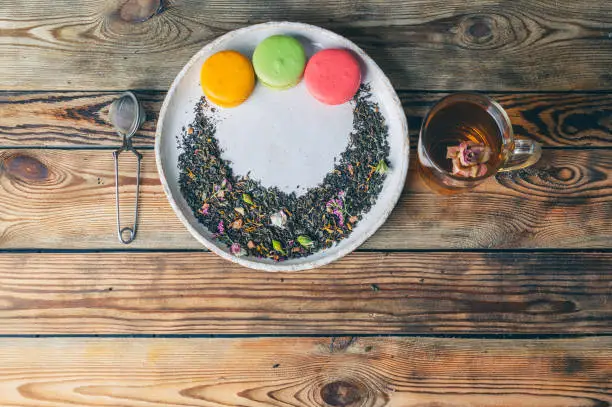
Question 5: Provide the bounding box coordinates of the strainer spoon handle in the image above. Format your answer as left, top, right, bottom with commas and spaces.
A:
113, 136, 142, 244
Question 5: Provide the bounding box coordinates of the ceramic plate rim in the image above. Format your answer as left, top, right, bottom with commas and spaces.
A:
155, 21, 409, 272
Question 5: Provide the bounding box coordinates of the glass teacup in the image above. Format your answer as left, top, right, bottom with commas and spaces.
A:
418, 93, 542, 193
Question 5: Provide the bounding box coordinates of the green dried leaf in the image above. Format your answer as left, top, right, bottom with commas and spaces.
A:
272, 240, 286, 255
297, 235, 314, 248
375, 160, 389, 175
242, 193, 254, 205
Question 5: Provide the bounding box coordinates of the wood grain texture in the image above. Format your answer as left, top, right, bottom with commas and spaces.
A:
0, 91, 162, 147
1, 91, 610, 147
0, 337, 609, 406
0, 251, 609, 334
0, 149, 610, 250
1, 0, 611, 91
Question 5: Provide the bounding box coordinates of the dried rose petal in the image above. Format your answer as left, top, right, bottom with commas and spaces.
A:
458, 142, 492, 167
452, 158, 472, 177
230, 243, 246, 257
449, 141, 493, 178
199, 203, 210, 215
446, 146, 460, 158
270, 211, 287, 228
477, 163, 488, 177
247, 240, 256, 249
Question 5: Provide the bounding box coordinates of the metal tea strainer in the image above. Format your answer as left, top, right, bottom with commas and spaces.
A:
109, 91, 145, 244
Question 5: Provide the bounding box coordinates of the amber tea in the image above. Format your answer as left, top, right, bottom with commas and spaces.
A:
418, 93, 541, 193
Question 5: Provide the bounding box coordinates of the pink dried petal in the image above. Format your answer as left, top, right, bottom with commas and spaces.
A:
199, 203, 210, 215
469, 165, 479, 178
479, 147, 492, 164
446, 146, 460, 158
477, 164, 488, 177
459, 145, 476, 166
452, 158, 472, 177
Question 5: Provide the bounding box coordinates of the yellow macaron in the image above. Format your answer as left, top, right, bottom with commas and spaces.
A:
200, 50, 255, 108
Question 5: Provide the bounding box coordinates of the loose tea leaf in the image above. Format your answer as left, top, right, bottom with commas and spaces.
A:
242, 193, 254, 205
272, 240, 286, 255
177, 85, 390, 261
297, 235, 314, 248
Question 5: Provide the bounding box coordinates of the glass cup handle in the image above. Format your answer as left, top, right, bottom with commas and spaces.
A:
499, 138, 542, 172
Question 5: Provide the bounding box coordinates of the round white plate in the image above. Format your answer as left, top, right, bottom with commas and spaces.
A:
155, 22, 408, 271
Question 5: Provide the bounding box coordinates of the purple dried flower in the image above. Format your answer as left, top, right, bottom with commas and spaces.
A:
217, 221, 225, 234
332, 208, 345, 226
199, 203, 210, 215
230, 243, 245, 257
214, 185, 220, 192
338, 190, 346, 200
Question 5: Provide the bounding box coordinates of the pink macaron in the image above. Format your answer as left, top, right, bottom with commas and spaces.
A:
304, 49, 361, 105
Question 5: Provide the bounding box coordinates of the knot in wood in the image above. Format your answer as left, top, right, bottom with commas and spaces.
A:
118, 0, 164, 23
3, 154, 49, 183
321, 381, 363, 407
455, 13, 520, 50
468, 20, 492, 39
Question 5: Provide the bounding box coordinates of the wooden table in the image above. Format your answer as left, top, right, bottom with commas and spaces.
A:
1, 1, 611, 405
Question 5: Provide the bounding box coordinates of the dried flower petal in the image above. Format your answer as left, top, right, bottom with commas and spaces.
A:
458, 142, 492, 167
234, 207, 245, 216
349, 215, 358, 223
332, 208, 345, 226
230, 243, 246, 257
477, 163, 488, 177
446, 146, 460, 158
247, 240, 256, 249
217, 221, 225, 234
449, 142, 493, 178
231, 219, 243, 230
199, 203, 210, 215
270, 210, 287, 228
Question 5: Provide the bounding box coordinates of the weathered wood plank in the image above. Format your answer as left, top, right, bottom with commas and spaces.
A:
0, 251, 609, 334
0, 337, 609, 406
1, 91, 610, 147
0, 149, 610, 250
1, 0, 611, 91
0, 91, 162, 147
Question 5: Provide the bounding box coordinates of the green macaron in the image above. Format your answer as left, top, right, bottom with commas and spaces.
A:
252, 35, 306, 90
